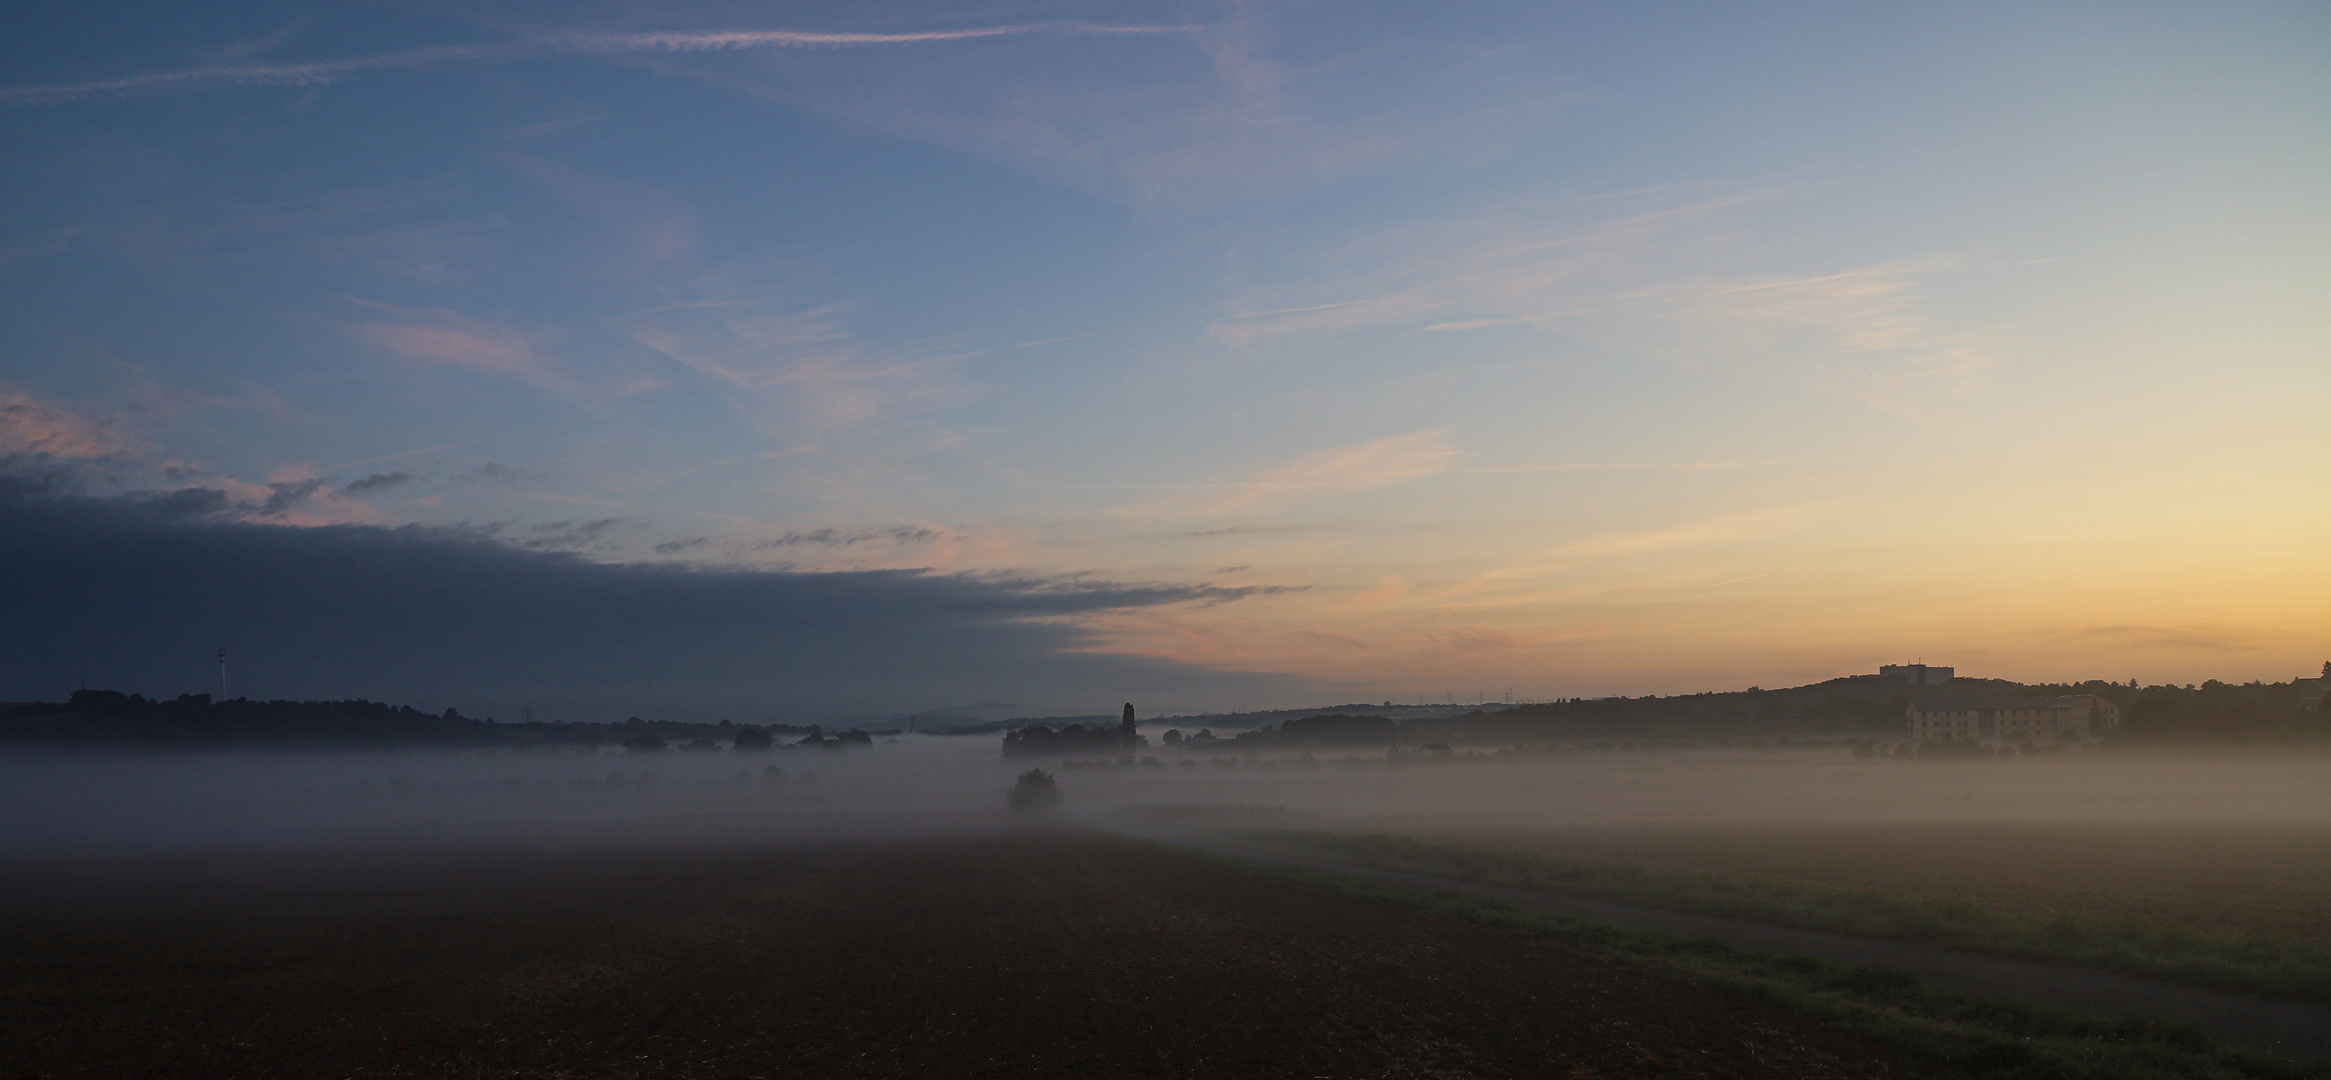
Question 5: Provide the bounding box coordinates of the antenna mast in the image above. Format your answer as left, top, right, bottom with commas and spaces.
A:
216, 635, 226, 699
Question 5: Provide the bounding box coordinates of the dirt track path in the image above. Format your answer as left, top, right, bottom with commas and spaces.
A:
1142, 832, 2331, 1060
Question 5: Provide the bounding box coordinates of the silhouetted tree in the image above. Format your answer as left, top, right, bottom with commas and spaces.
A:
1008, 768, 1062, 811
2120, 679, 2325, 743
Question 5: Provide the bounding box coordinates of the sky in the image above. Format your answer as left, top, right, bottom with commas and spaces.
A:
1, 1, 2325, 719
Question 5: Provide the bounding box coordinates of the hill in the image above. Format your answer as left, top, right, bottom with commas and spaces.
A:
1165, 673, 2330, 747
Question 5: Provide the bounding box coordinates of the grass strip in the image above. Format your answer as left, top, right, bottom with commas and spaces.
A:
1184, 846, 2327, 1080
1224, 828, 2331, 1006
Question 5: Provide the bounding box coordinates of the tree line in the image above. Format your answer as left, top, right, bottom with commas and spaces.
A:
0, 690, 861, 750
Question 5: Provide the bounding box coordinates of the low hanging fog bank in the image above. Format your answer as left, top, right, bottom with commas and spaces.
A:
1059, 738, 2331, 835
0, 737, 1028, 857
4, 732, 2327, 859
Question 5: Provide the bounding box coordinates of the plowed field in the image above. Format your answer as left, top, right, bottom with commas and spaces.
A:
1, 829, 1936, 1079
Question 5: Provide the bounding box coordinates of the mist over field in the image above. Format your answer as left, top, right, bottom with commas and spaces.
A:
3, 1, 2324, 1074
10, 709, 2331, 1072
9, 732, 2324, 855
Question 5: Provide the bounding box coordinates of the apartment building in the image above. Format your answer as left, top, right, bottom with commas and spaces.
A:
1906, 694, 2119, 744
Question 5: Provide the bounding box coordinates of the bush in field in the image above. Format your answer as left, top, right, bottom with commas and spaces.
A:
1008, 768, 1062, 811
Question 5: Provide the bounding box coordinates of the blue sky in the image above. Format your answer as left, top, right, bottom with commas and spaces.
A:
2, 1, 2325, 714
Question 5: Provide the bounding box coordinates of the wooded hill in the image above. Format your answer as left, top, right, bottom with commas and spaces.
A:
1204, 673, 2331, 746
10, 670, 2322, 751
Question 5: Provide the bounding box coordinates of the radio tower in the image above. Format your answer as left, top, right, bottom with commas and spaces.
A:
216, 636, 227, 700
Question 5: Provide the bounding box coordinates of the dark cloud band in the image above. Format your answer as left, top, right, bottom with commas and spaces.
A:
0, 466, 1305, 720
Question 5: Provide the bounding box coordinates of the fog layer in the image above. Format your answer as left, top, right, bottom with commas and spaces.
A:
6, 735, 2326, 861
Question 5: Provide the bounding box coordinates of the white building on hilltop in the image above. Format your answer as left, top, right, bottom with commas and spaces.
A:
1880, 663, 1954, 687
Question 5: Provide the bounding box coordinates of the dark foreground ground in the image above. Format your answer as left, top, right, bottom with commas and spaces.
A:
1, 829, 1937, 1079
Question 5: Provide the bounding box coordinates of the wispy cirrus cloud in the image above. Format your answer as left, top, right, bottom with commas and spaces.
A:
352, 320, 535, 373
1533, 505, 1829, 565
1211, 189, 2003, 414
105, 178, 522, 289
197, 21, 308, 63
619, 255, 977, 438
2059, 624, 2259, 652
495, 154, 697, 273
1467, 457, 1850, 475
1210, 190, 1775, 346
1119, 430, 1455, 521
733, 12, 1572, 209
0, 23, 1200, 107
1185, 524, 1315, 538
1417, 504, 1832, 608
0, 389, 146, 460
1214, 430, 1456, 515
1692, 265, 1935, 353
346, 303, 575, 395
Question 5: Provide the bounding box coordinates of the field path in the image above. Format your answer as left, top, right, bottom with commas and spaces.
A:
1137, 830, 2331, 1060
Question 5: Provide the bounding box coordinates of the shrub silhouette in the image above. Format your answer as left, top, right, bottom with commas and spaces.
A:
1008, 768, 1062, 811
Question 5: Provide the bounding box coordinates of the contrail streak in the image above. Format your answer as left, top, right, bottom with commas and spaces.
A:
0, 23, 1197, 107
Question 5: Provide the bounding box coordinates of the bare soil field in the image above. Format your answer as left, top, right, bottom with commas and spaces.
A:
1330, 819, 2331, 942
0, 829, 1937, 1080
